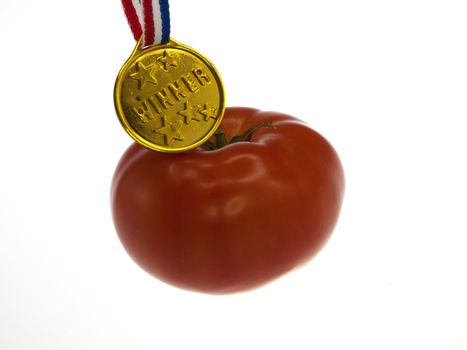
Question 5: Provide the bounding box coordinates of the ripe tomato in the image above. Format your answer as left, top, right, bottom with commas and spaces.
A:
111, 107, 344, 294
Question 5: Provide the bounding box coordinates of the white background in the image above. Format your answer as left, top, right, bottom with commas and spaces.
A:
1, 0, 466, 349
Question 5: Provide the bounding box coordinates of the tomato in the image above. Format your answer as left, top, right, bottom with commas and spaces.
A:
111, 107, 344, 294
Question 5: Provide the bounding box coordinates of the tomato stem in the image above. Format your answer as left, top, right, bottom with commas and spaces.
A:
201, 121, 274, 150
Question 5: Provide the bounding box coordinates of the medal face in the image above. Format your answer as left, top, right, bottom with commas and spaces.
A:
115, 39, 225, 152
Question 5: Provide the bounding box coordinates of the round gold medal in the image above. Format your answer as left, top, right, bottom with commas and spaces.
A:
114, 39, 225, 153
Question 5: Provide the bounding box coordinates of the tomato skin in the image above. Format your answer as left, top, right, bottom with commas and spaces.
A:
111, 107, 344, 294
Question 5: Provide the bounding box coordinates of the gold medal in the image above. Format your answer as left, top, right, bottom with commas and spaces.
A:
114, 39, 225, 153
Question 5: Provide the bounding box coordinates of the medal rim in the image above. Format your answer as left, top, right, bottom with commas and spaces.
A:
114, 38, 226, 153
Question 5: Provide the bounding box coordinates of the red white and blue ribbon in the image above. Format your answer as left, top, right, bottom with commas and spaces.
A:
122, 0, 170, 47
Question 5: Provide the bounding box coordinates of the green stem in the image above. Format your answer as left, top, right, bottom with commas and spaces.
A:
201, 121, 274, 151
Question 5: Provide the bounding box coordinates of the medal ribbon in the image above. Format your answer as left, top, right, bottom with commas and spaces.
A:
122, 0, 170, 47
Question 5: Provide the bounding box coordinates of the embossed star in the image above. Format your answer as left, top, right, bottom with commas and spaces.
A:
130, 62, 158, 89
157, 50, 180, 71
153, 116, 184, 145
177, 102, 201, 124
199, 104, 218, 121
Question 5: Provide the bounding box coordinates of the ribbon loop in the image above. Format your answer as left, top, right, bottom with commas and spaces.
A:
122, 0, 170, 47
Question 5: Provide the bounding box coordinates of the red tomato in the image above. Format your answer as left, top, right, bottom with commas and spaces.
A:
111, 107, 344, 294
